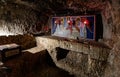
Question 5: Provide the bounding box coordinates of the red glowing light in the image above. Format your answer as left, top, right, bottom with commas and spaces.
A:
84, 19, 89, 25
55, 21, 57, 24
67, 20, 70, 23
84, 21, 87, 24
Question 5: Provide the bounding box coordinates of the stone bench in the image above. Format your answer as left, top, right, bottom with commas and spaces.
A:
36, 36, 111, 77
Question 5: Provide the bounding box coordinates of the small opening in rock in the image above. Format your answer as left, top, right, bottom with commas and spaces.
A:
56, 47, 69, 61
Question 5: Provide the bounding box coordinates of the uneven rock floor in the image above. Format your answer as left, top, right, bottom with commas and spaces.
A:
3, 50, 74, 77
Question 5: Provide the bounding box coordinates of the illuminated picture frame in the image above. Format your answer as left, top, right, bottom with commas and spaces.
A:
51, 15, 96, 40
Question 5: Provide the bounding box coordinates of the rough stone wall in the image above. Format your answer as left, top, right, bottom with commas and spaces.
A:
101, 0, 120, 77
36, 36, 110, 77
0, 1, 50, 36
0, 34, 36, 50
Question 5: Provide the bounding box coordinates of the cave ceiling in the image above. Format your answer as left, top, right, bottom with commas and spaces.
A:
0, 0, 109, 16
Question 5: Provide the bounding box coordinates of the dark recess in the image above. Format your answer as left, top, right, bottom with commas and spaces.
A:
95, 14, 103, 41
56, 47, 69, 61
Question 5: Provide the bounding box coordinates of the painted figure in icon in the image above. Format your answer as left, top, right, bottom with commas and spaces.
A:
66, 16, 73, 34
75, 17, 87, 39
53, 17, 65, 36
52, 16, 94, 39
81, 17, 94, 39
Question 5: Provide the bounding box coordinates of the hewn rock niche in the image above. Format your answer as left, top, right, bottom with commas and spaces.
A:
36, 36, 110, 77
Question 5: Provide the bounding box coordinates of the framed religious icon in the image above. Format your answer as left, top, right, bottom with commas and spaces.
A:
51, 15, 96, 40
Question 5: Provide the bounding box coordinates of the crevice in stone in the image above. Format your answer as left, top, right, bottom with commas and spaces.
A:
56, 47, 69, 61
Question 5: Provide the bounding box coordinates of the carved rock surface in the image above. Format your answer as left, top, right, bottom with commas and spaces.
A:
36, 36, 110, 77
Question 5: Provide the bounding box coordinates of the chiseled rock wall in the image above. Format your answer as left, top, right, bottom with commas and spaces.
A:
0, 3, 37, 35
0, 1, 49, 36
101, 0, 120, 77
36, 36, 110, 77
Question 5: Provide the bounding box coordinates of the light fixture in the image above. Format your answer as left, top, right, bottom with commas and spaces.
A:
67, 20, 70, 24
83, 18, 89, 25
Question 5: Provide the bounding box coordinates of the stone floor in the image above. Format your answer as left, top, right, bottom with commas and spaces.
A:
25, 65, 74, 77
3, 50, 74, 77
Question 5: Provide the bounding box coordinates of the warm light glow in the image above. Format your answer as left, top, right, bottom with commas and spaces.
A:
0, 30, 14, 36
55, 20, 57, 24
83, 19, 89, 25
84, 21, 87, 24
67, 20, 70, 23
0, 23, 24, 36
